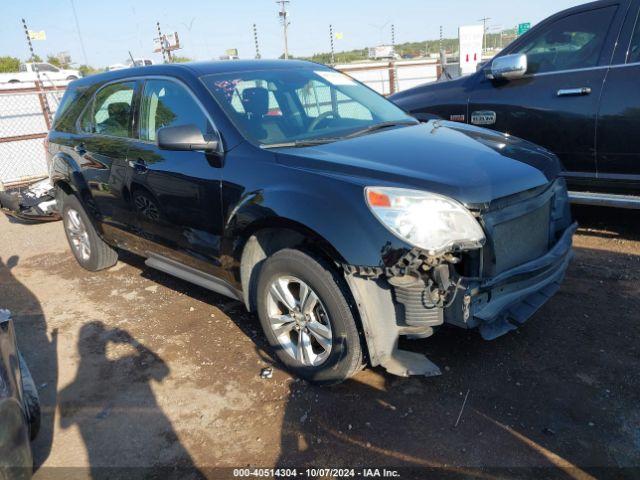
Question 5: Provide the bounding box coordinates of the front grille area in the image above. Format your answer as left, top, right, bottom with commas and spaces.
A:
480, 180, 568, 277
492, 201, 551, 273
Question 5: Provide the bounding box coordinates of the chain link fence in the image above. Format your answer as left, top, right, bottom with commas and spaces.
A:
0, 84, 65, 187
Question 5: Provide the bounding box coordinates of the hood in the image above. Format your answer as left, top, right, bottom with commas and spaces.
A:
274, 121, 561, 206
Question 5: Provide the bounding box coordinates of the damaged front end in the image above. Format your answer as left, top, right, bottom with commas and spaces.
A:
344, 178, 576, 378
0, 178, 60, 224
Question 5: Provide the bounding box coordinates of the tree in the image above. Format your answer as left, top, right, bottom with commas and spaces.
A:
47, 55, 61, 68
78, 65, 102, 77
29, 54, 42, 63
47, 53, 72, 69
170, 55, 193, 63
0, 56, 20, 73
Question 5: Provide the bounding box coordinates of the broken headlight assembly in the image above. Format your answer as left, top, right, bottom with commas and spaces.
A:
365, 187, 485, 256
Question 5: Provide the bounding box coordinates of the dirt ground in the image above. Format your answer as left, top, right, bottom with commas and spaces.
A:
1, 205, 639, 480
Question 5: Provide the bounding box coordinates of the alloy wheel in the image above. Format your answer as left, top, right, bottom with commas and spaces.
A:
66, 209, 91, 261
266, 275, 333, 366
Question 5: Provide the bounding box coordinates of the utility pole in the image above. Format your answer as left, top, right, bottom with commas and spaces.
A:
329, 24, 335, 65
22, 18, 52, 129
156, 22, 168, 63
391, 24, 396, 51
253, 23, 261, 59
276, 0, 290, 59
478, 17, 491, 53
439, 25, 443, 54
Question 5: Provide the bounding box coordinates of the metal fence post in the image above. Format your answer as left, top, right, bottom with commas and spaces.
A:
389, 61, 397, 95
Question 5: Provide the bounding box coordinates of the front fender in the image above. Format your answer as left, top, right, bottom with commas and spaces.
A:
225, 180, 409, 268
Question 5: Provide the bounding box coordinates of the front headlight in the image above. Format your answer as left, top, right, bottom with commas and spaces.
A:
365, 187, 485, 256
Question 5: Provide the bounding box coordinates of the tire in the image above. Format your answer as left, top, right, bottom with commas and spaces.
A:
256, 248, 364, 384
66, 76, 78, 81
59, 190, 118, 271
18, 352, 40, 441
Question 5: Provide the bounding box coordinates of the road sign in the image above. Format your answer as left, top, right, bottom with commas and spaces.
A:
153, 32, 181, 53
27, 30, 46, 41
518, 23, 531, 36
459, 25, 484, 75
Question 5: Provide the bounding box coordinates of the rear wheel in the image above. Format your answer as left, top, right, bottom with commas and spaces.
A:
257, 249, 364, 384
59, 191, 118, 271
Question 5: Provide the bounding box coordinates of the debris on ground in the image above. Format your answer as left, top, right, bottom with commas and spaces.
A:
454, 389, 471, 428
0, 178, 60, 223
260, 367, 273, 379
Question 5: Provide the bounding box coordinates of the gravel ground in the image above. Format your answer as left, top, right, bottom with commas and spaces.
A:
1, 206, 639, 479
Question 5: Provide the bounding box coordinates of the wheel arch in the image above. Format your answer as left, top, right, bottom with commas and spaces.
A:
238, 218, 346, 313
239, 220, 373, 365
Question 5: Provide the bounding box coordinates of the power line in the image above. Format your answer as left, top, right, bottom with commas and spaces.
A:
69, 0, 89, 65
276, 0, 290, 59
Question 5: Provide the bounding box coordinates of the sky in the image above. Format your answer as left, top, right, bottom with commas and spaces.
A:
1, 0, 586, 67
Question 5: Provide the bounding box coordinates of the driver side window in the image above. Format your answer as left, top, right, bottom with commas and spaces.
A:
139, 79, 215, 142
513, 6, 617, 74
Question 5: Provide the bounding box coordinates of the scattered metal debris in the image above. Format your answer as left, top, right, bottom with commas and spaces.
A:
454, 389, 471, 428
0, 178, 60, 223
260, 367, 273, 379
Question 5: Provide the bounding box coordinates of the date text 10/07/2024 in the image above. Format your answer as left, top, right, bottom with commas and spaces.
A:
232, 468, 401, 478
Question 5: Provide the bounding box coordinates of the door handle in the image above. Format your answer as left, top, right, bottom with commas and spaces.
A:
557, 87, 591, 97
128, 158, 148, 174
74, 143, 87, 155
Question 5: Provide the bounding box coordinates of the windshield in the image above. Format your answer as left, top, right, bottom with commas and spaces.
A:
202, 68, 415, 146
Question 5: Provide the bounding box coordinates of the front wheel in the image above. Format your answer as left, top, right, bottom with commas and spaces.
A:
59, 191, 118, 271
256, 249, 364, 384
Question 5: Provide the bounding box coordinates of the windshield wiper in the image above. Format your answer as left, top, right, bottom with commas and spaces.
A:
262, 120, 419, 149
344, 120, 419, 139
262, 137, 341, 149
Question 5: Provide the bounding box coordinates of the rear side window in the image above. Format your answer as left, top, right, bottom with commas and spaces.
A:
513, 6, 617, 74
139, 79, 214, 142
629, 10, 640, 63
90, 82, 136, 138
52, 86, 89, 133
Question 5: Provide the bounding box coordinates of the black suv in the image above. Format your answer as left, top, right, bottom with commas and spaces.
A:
391, 0, 640, 208
47, 60, 575, 383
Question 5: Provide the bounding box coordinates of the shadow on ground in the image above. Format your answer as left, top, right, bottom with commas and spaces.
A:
57, 321, 205, 480
0, 256, 57, 470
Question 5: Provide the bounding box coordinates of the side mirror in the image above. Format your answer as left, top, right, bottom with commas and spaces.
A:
489, 53, 528, 81
157, 124, 220, 153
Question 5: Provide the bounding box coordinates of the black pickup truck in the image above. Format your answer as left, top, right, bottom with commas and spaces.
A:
391, 0, 640, 208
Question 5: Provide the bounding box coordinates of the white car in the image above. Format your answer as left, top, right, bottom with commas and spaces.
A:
0, 62, 81, 84
107, 58, 154, 71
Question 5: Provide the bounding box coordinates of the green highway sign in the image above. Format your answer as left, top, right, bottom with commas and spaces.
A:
518, 22, 531, 36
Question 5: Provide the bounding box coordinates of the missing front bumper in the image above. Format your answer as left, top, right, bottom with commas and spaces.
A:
446, 222, 577, 340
